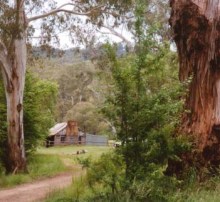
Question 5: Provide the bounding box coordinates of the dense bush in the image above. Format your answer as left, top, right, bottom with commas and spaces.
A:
24, 72, 57, 154
87, 152, 125, 194
65, 40, 191, 200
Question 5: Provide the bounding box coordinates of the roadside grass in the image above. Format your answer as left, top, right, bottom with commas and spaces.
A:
171, 188, 220, 202
45, 176, 220, 202
0, 154, 66, 188
171, 179, 220, 202
0, 145, 110, 189
28, 154, 67, 178
45, 175, 94, 202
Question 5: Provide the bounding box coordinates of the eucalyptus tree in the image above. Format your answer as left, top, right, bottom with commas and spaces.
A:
0, 0, 133, 173
170, 0, 220, 167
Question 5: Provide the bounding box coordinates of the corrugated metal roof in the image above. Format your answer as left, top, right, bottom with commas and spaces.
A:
49, 122, 67, 136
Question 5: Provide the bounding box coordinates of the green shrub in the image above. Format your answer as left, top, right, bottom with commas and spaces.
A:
77, 156, 92, 169
87, 152, 125, 194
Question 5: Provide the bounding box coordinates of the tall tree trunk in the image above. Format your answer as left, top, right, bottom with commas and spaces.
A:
170, 0, 220, 166
5, 39, 27, 173
1, 1, 27, 173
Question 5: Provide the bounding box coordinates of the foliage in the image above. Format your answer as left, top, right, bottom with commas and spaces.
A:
77, 156, 92, 169
46, 164, 220, 202
45, 152, 126, 202
48, 39, 190, 199
24, 71, 58, 154
90, 0, 191, 200
99, 42, 188, 179
87, 152, 125, 194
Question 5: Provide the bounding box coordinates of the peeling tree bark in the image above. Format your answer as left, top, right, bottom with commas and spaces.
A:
5, 36, 27, 173
170, 0, 220, 166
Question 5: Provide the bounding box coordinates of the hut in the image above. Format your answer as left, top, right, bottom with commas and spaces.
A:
46, 120, 86, 147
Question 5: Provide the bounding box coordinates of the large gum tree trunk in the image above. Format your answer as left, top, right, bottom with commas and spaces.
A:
5, 39, 27, 173
1, 1, 27, 173
170, 0, 220, 166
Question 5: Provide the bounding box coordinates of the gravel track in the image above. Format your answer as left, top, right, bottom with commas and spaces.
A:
0, 170, 83, 202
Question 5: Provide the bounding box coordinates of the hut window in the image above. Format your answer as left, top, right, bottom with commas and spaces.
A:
61, 135, 66, 143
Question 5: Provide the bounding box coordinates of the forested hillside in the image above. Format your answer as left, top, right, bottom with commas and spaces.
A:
29, 47, 113, 135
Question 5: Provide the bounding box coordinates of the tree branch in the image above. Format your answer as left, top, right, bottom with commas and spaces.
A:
101, 25, 132, 46
28, 4, 104, 23
103, 10, 134, 19
20, 0, 25, 8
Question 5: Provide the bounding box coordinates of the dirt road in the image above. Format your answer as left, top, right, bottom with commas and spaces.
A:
0, 170, 83, 202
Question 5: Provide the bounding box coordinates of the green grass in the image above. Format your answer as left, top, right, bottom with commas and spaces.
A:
38, 145, 111, 158
28, 154, 67, 178
171, 182, 220, 202
44, 147, 220, 202
0, 146, 110, 189
38, 145, 112, 166
45, 178, 220, 202
177, 190, 220, 202
0, 154, 66, 188
45, 176, 92, 202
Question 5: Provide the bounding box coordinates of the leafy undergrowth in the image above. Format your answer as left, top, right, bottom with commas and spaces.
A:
45, 151, 220, 202
45, 174, 220, 202
45, 181, 220, 202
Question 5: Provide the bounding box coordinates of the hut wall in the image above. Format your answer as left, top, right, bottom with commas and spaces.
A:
65, 135, 79, 145
54, 135, 62, 145
85, 134, 108, 146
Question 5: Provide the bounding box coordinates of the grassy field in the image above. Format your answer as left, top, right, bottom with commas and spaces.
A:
0, 145, 111, 188
38, 145, 112, 167
38, 145, 112, 159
